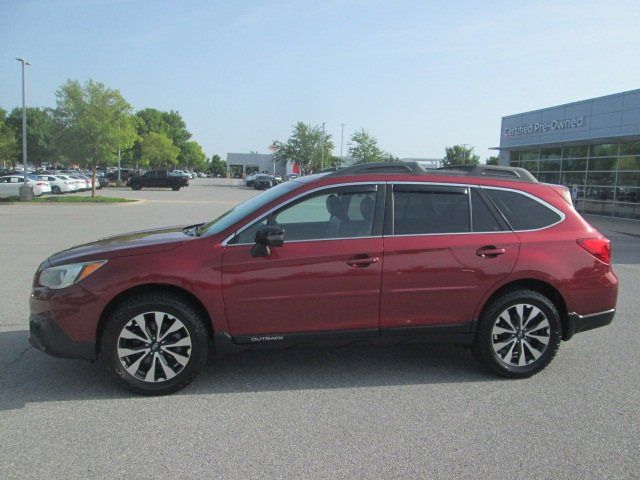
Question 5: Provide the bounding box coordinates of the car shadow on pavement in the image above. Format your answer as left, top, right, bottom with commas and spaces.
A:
0, 329, 495, 410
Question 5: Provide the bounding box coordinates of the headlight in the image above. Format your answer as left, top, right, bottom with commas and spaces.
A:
38, 260, 107, 290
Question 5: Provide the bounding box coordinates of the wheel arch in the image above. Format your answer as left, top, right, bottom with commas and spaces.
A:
478, 278, 570, 340
96, 283, 214, 354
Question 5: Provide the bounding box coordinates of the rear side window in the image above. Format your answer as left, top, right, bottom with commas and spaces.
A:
485, 189, 561, 230
471, 189, 503, 232
393, 186, 470, 234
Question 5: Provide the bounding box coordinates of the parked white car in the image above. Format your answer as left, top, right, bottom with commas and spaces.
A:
68, 175, 90, 191
169, 170, 190, 178
0, 175, 50, 197
37, 175, 74, 194
55, 175, 82, 192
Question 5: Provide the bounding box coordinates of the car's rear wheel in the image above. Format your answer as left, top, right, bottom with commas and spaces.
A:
51, 185, 61, 194
171, 185, 180, 191
473, 289, 561, 378
100, 293, 209, 395
131, 183, 142, 190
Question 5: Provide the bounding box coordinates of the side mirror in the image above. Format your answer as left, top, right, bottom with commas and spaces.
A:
251, 226, 285, 257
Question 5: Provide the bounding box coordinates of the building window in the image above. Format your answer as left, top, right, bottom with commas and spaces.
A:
507, 140, 640, 219
563, 146, 588, 158
589, 144, 619, 157
540, 148, 562, 160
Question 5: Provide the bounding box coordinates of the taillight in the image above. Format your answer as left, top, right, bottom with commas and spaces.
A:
577, 237, 611, 264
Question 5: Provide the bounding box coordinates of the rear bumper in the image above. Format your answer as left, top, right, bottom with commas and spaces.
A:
29, 313, 95, 361
564, 309, 615, 341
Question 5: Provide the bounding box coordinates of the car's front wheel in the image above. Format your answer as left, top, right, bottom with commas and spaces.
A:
473, 289, 561, 378
100, 293, 209, 395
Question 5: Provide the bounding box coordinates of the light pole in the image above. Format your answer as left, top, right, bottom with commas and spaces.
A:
320, 122, 326, 171
340, 123, 346, 164
117, 148, 123, 186
16, 58, 31, 201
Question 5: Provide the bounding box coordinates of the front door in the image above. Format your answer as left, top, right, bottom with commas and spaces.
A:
381, 184, 520, 329
222, 183, 384, 337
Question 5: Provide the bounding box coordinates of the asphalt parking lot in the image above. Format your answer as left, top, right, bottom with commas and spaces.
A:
1, 179, 639, 479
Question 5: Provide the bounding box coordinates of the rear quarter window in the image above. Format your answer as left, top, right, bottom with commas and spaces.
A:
485, 189, 562, 230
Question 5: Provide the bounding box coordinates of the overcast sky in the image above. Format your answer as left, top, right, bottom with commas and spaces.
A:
1, 0, 639, 161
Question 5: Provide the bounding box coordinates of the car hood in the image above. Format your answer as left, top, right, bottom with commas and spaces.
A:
46, 225, 193, 266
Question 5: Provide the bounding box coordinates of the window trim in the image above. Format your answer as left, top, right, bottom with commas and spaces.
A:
386, 181, 565, 237
388, 183, 472, 236
481, 186, 566, 232
221, 182, 386, 247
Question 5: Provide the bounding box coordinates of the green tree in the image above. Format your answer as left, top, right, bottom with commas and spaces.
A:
180, 140, 207, 171
443, 145, 480, 167
131, 108, 192, 168
486, 156, 499, 165
274, 122, 334, 173
210, 154, 227, 176
55, 79, 137, 195
139, 132, 180, 169
0, 108, 18, 169
7, 107, 59, 170
349, 129, 387, 163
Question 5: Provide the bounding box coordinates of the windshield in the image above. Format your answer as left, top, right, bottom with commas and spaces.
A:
200, 180, 301, 237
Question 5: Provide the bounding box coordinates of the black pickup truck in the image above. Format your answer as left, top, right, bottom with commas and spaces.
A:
128, 170, 189, 191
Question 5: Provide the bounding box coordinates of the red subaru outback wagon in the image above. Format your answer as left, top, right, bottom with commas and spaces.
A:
29, 163, 618, 395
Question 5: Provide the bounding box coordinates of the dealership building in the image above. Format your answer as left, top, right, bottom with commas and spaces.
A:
496, 89, 640, 219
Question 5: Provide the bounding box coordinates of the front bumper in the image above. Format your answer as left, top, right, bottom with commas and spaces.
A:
564, 309, 615, 341
29, 313, 96, 360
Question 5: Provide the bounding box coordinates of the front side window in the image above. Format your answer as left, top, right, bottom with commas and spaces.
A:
485, 189, 561, 230
231, 185, 378, 244
393, 185, 470, 235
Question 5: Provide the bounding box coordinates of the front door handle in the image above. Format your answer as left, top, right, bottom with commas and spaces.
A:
476, 246, 506, 258
346, 254, 380, 267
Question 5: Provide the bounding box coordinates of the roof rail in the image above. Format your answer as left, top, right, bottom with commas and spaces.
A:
435, 165, 538, 183
322, 161, 538, 183
326, 162, 424, 176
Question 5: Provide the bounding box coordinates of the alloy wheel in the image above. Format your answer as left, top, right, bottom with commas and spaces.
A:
491, 303, 550, 367
116, 311, 192, 383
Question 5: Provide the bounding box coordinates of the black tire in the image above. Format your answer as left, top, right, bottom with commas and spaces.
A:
52, 185, 61, 194
100, 292, 209, 395
473, 289, 561, 378
131, 183, 142, 191
171, 185, 180, 191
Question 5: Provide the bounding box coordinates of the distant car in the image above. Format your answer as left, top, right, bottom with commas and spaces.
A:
68, 175, 90, 191
287, 174, 299, 180
36, 175, 74, 194
245, 173, 259, 187
128, 170, 189, 190
273, 175, 283, 184
55, 175, 82, 192
0, 175, 50, 196
253, 174, 274, 190
169, 170, 190, 178
197, 172, 206, 178
96, 173, 109, 188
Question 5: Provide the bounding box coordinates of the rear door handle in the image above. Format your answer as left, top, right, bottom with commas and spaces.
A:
346, 254, 380, 267
476, 246, 506, 258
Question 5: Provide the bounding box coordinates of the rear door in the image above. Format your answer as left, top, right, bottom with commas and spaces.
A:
380, 183, 520, 330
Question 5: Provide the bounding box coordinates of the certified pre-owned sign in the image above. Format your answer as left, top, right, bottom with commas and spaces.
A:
504, 116, 585, 137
